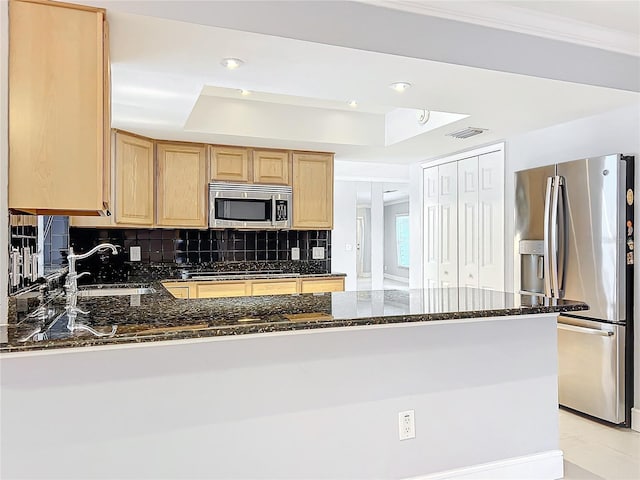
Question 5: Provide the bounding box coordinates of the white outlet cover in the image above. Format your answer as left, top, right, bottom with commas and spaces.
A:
398, 410, 416, 440
291, 247, 300, 261
312, 246, 325, 259
130, 246, 141, 262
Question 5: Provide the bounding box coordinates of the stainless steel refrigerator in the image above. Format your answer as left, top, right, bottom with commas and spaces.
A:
515, 154, 634, 426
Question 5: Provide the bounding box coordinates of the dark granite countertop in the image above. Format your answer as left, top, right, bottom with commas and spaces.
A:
166, 272, 347, 282
2, 283, 588, 354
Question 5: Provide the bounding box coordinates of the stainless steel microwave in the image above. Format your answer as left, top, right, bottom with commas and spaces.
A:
209, 182, 292, 229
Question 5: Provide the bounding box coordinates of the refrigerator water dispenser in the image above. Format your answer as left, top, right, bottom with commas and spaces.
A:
519, 240, 545, 294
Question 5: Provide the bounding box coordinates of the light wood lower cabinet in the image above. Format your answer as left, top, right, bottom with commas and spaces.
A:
9, 0, 110, 215
251, 280, 298, 296
157, 143, 208, 227
162, 276, 344, 299
300, 277, 344, 294
292, 152, 334, 229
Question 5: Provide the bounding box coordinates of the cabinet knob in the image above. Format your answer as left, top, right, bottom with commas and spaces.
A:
444, 271, 448, 275
469, 274, 473, 279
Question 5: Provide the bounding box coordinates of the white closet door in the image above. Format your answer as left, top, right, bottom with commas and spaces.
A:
457, 156, 479, 289
423, 166, 439, 289
478, 150, 505, 291
438, 162, 458, 289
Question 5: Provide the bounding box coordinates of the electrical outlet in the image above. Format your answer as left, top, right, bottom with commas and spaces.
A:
398, 410, 415, 440
291, 247, 300, 261
130, 246, 141, 262
312, 246, 325, 259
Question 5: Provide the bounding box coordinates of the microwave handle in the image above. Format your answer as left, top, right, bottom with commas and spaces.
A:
271, 195, 276, 227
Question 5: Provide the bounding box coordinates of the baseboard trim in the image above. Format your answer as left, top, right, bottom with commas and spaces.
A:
405, 450, 564, 480
383, 273, 410, 283
632, 408, 640, 432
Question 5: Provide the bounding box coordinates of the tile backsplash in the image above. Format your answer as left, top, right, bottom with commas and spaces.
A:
69, 228, 331, 283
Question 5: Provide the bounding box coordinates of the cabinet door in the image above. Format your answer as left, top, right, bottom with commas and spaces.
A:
423, 166, 439, 289
478, 151, 505, 291
9, 0, 107, 214
251, 280, 298, 296
115, 133, 154, 225
458, 157, 479, 289
253, 150, 290, 185
210, 146, 250, 183
196, 282, 248, 299
300, 278, 345, 294
157, 143, 207, 227
292, 152, 334, 229
438, 162, 458, 289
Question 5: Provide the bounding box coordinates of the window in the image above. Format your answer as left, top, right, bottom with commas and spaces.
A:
396, 214, 410, 268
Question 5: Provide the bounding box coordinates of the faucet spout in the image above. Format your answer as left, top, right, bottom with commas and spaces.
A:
70, 243, 119, 262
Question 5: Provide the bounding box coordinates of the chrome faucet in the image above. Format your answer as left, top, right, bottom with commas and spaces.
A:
65, 243, 119, 295
62, 243, 120, 339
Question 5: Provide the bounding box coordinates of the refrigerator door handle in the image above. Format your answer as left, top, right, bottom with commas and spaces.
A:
558, 323, 614, 337
543, 176, 553, 297
550, 175, 561, 298
558, 178, 568, 297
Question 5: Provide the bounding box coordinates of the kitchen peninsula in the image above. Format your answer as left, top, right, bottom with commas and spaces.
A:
1, 285, 586, 479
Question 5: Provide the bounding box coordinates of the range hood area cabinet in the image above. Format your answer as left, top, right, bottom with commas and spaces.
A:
72, 132, 335, 231
9, 0, 111, 216
210, 147, 291, 186
292, 152, 334, 230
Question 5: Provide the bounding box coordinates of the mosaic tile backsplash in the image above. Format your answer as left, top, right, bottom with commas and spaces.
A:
69, 228, 331, 284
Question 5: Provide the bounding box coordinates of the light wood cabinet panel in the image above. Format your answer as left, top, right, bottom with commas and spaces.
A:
253, 150, 290, 185
300, 277, 345, 294
9, 214, 37, 227
163, 284, 190, 299
210, 146, 250, 183
9, 0, 109, 215
292, 152, 334, 230
115, 132, 154, 225
251, 280, 298, 296
157, 143, 207, 227
197, 282, 248, 299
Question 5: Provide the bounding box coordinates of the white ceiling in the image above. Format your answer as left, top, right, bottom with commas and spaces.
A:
103, 4, 639, 165
369, 0, 640, 55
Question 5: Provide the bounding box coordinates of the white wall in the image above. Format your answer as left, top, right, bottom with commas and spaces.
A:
370, 183, 384, 290
332, 181, 357, 291
504, 103, 640, 430
1, 0, 8, 338
1, 316, 561, 479
409, 163, 423, 289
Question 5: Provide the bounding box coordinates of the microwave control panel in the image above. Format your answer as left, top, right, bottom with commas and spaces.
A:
275, 200, 288, 221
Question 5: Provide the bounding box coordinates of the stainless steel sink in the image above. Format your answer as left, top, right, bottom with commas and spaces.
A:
77, 286, 156, 297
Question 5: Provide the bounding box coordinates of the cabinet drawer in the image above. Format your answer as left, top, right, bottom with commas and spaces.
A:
165, 286, 190, 299
251, 280, 298, 296
300, 278, 344, 294
197, 282, 248, 298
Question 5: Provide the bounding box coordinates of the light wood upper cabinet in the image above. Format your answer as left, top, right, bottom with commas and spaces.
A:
292, 152, 334, 230
115, 132, 154, 225
157, 143, 207, 227
9, 0, 110, 215
210, 146, 250, 183
253, 150, 290, 185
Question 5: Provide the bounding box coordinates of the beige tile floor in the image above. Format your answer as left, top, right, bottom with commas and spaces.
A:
561, 409, 640, 479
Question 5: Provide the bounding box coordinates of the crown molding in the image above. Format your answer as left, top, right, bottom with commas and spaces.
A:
362, 1, 639, 57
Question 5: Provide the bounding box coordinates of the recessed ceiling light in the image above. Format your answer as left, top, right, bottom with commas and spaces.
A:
389, 82, 411, 92
239, 89, 251, 96
347, 100, 358, 108
221, 57, 244, 70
